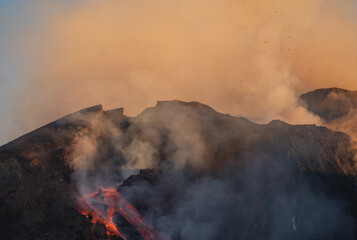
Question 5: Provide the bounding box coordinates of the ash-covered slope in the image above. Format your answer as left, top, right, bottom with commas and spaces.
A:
0, 100, 356, 239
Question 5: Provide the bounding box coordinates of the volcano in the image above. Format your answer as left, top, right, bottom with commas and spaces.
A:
0, 89, 357, 240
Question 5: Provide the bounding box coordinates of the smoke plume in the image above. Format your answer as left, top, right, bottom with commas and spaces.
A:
5, 0, 357, 141
67, 101, 356, 239
2, 1, 357, 238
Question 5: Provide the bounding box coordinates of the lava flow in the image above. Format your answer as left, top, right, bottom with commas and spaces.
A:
75, 188, 166, 240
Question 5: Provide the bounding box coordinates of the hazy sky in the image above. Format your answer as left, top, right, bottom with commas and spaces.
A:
0, 1, 82, 144
0, 1, 22, 145
1, 0, 357, 145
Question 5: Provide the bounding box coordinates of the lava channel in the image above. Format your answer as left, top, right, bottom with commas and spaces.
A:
75, 188, 166, 240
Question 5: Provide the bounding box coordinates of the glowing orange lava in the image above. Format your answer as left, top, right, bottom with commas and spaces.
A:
75, 188, 166, 240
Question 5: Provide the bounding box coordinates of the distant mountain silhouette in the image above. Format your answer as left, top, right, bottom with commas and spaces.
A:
300, 88, 357, 122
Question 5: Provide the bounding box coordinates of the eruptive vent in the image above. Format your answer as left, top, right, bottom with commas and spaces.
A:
75, 188, 166, 240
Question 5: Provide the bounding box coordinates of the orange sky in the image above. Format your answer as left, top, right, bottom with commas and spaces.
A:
3, 0, 357, 142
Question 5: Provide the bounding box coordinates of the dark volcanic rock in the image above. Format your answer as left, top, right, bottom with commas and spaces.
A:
0, 100, 357, 239
114, 213, 143, 240
300, 88, 357, 122
120, 169, 160, 188
131, 100, 354, 174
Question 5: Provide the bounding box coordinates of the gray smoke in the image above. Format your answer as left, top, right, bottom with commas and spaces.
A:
68, 101, 356, 239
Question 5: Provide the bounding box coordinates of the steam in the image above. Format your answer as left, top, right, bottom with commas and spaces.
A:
329, 112, 357, 169
323, 97, 357, 167
65, 100, 356, 239
299, 89, 357, 170
69, 102, 211, 178
5, 0, 357, 141
2, 1, 357, 238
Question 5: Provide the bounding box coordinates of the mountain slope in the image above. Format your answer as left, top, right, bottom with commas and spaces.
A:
0, 100, 356, 239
